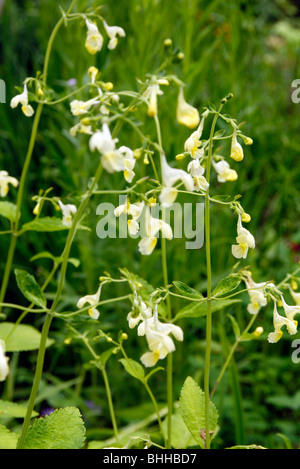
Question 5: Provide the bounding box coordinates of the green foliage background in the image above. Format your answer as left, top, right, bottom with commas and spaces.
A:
0, 0, 300, 449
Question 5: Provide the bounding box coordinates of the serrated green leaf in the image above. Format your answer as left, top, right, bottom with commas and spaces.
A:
0, 323, 54, 352
174, 298, 241, 321
23, 407, 86, 449
0, 425, 19, 449
172, 281, 204, 299
119, 358, 145, 381
213, 274, 241, 297
0, 201, 18, 222
162, 411, 198, 449
179, 376, 218, 447
14, 269, 47, 308
0, 400, 38, 419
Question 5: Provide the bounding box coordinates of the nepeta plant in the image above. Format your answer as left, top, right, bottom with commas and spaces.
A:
0, 0, 299, 450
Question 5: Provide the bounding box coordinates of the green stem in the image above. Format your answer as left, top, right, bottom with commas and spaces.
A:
102, 366, 119, 443
17, 161, 103, 449
0, 0, 77, 312
210, 313, 258, 399
153, 114, 173, 449
204, 102, 224, 449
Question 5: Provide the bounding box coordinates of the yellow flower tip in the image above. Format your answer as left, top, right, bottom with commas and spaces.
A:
268, 329, 283, 343
291, 280, 298, 291
177, 88, 200, 129
230, 132, 244, 162
81, 117, 91, 126
21, 104, 34, 117
143, 155, 149, 164
103, 82, 114, 91
241, 213, 251, 223
148, 197, 156, 206
176, 52, 184, 61
294, 320, 298, 328
243, 136, 253, 145
88, 66, 99, 79
64, 338, 72, 345
164, 38, 173, 48
133, 149, 143, 159
254, 326, 264, 337
121, 333, 128, 340
277, 300, 283, 307
175, 153, 186, 161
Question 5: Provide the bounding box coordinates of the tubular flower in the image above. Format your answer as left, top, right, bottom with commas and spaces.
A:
144, 83, 164, 117
176, 87, 200, 129
89, 124, 126, 173
243, 272, 268, 314
268, 300, 298, 343
230, 129, 244, 162
10, 83, 34, 117
187, 159, 209, 192
138, 207, 173, 255
288, 285, 300, 306
184, 114, 206, 158
114, 198, 144, 236
159, 154, 194, 207
70, 122, 93, 137
119, 146, 136, 183
127, 295, 152, 329
280, 295, 300, 322
58, 200, 77, 227
77, 285, 102, 320
213, 159, 238, 183
102, 20, 125, 50
137, 306, 184, 367
0, 171, 19, 197
0, 340, 9, 382
232, 215, 255, 259
70, 97, 99, 116
85, 19, 103, 54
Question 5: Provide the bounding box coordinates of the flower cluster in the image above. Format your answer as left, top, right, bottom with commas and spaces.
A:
89, 123, 137, 183
241, 271, 300, 344
85, 18, 125, 55
128, 300, 183, 367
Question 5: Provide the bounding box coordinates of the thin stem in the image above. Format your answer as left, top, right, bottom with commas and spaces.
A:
0, 0, 77, 313
154, 113, 173, 449
210, 313, 258, 398
102, 367, 119, 443
17, 161, 103, 449
204, 101, 224, 449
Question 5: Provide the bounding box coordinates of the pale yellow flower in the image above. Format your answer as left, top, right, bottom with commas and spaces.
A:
138, 207, 173, 255
268, 301, 298, 343
159, 154, 194, 207
137, 306, 183, 367
10, 83, 34, 117
85, 19, 103, 54
0, 340, 9, 382
230, 129, 244, 162
176, 87, 200, 129
58, 200, 77, 227
213, 159, 238, 183
70, 97, 99, 116
0, 171, 19, 197
102, 20, 125, 50
77, 285, 102, 320
232, 215, 255, 259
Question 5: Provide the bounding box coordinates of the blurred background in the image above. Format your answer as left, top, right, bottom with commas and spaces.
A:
0, 0, 300, 449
